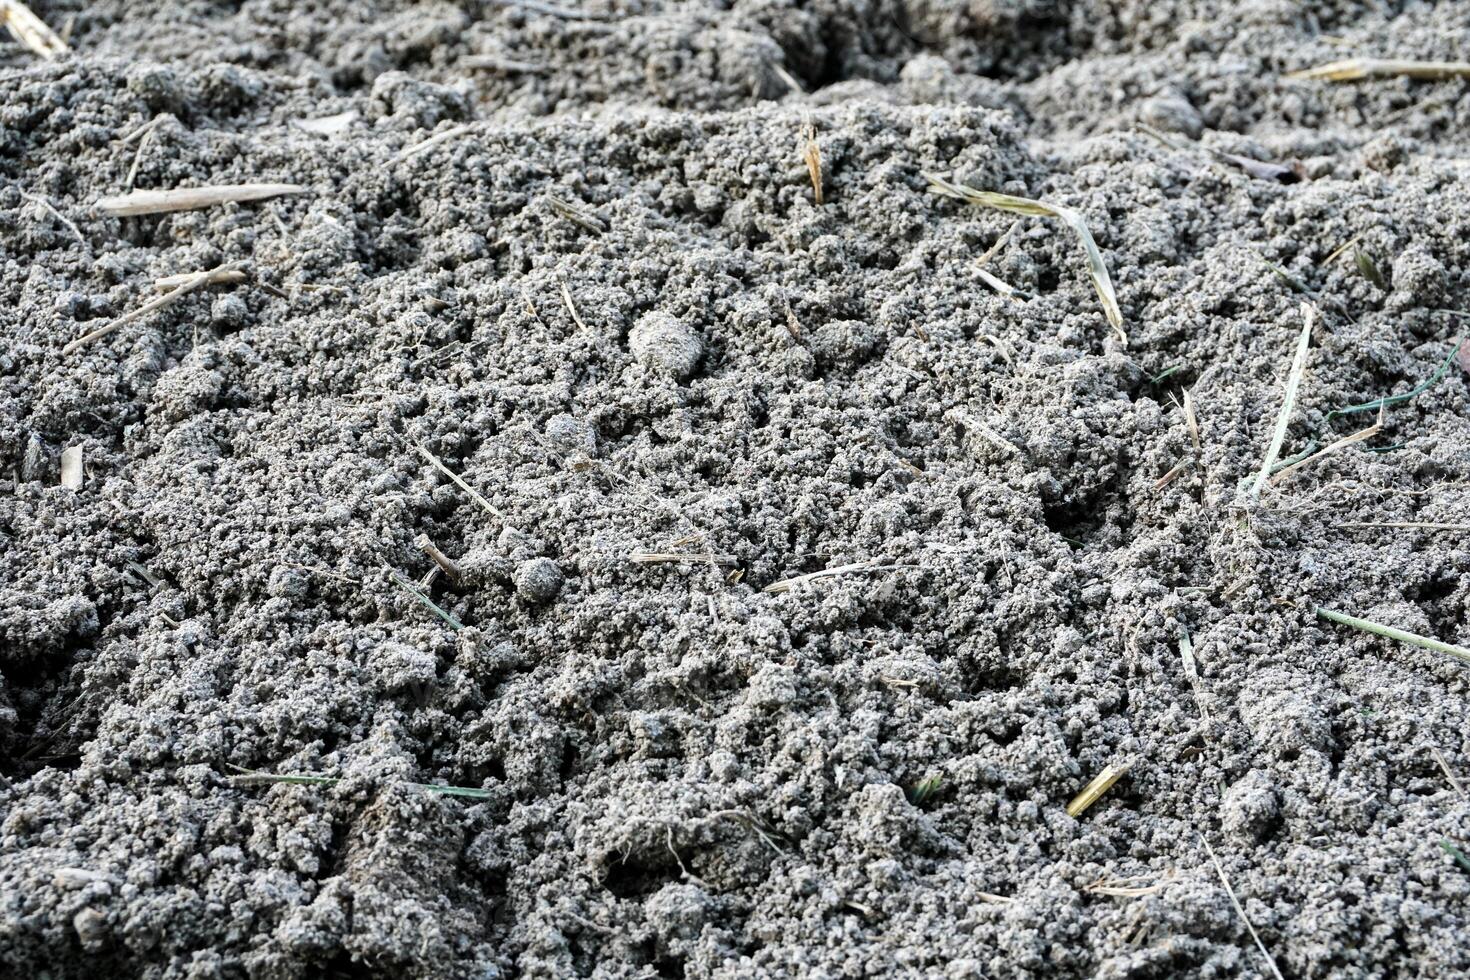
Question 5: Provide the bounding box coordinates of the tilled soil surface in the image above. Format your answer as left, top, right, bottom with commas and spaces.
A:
3, 1, 1470, 977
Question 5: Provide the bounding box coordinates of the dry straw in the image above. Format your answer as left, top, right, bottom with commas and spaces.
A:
94, 184, 308, 216
1, 0, 68, 59
1287, 59, 1470, 82
925, 172, 1126, 345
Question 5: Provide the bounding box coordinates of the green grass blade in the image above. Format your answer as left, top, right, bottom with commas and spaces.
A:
1316, 607, 1470, 665
387, 568, 465, 630
1324, 338, 1465, 424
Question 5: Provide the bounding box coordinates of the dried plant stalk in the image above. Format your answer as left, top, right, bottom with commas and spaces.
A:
1287, 59, 1470, 82
801, 122, 823, 205
1066, 761, 1130, 818
1, 0, 69, 59
94, 183, 308, 216
926, 172, 1126, 345
1270, 405, 1383, 484
64, 262, 244, 355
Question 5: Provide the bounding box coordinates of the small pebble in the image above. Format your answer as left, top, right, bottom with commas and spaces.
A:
514, 557, 564, 604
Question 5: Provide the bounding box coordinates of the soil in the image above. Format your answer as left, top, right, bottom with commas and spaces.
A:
3, 1, 1470, 977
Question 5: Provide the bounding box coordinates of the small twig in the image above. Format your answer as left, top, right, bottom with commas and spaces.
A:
1183, 389, 1201, 453
394, 124, 470, 162
63, 262, 244, 355
1336, 521, 1470, 532
485, 0, 604, 20
1201, 836, 1286, 980
154, 268, 249, 291
1178, 628, 1210, 723
1152, 459, 1190, 492
414, 533, 462, 580
546, 194, 607, 233
1252, 302, 1315, 496
1317, 606, 1470, 666
1066, 761, 1130, 818
93, 184, 309, 217
1085, 870, 1176, 898
630, 552, 738, 566
226, 764, 492, 799
975, 267, 1026, 300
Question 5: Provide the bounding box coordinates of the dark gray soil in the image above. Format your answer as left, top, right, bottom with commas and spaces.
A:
3, 1, 1470, 977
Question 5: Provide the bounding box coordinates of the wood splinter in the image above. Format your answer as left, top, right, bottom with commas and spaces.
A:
415, 533, 462, 580
63, 262, 245, 356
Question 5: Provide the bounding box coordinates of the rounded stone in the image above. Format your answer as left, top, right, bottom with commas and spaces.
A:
629, 311, 702, 381
514, 557, 564, 603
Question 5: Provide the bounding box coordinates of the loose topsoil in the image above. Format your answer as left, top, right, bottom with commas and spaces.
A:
3, 1, 1470, 977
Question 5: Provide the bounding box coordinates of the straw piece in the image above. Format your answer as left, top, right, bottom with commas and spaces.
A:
1286, 58, 1470, 82
926, 172, 1126, 345
414, 444, 506, 522
1066, 761, 1130, 818
63, 262, 244, 355
94, 183, 308, 217
1201, 836, 1287, 980
1, 0, 69, 59
1270, 405, 1383, 484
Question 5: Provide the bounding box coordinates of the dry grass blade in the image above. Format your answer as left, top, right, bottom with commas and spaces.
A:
387, 568, 464, 631
1431, 747, 1466, 798
1270, 405, 1383, 485
395, 124, 470, 162
63, 262, 244, 355
1252, 302, 1315, 496
1201, 836, 1287, 980
801, 121, 823, 205
925, 172, 1126, 345
1, 0, 69, 59
1337, 521, 1470, 532
154, 268, 248, 291
462, 53, 548, 73
546, 194, 607, 233
1316, 606, 1470, 666
764, 558, 900, 594
1183, 389, 1201, 452
1066, 761, 1130, 818
414, 444, 506, 522
1287, 58, 1470, 82
227, 765, 493, 799
630, 552, 738, 566
560, 280, 588, 331
94, 183, 308, 216
1085, 870, 1176, 898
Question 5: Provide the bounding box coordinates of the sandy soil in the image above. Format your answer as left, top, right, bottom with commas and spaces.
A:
3, 1, 1470, 977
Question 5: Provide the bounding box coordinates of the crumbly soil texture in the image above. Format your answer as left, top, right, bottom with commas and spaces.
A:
4, 1, 1470, 977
